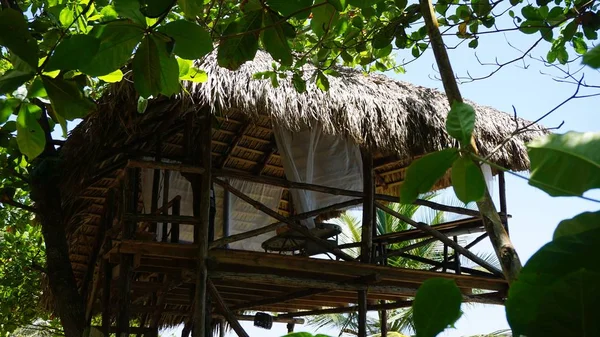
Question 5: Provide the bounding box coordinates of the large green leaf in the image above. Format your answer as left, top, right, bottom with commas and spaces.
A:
80, 22, 144, 76
16, 103, 45, 160
261, 12, 293, 66
582, 44, 600, 69
158, 20, 213, 60
506, 229, 600, 337
132, 35, 180, 98
451, 156, 485, 203
413, 278, 462, 337
553, 211, 600, 240
527, 132, 600, 197
0, 98, 21, 125
139, 0, 173, 18
178, 0, 204, 19
399, 148, 459, 204
42, 76, 96, 120
266, 0, 313, 20
217, 11, 263, 70
0, 70, 34, 95
446, 101, 476, 146
0, 9, 39, 70
113, 0, 147, 26
327, 0, 347, 11
45, 35, 100, 71
311, 0, 339, 37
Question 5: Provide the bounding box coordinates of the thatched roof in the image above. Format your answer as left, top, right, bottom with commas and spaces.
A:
51, 51, 547, 326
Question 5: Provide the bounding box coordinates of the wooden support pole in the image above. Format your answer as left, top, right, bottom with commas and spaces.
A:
117, 169, 139, 337
222, 188, 230, 248
361, 149, 375, 264
498, 171, 509, 234
213, 178, 355, 261
101, 258, 112, 337
375, 202, 503, 276
192, 111, 212, 337
150, 165, 160, 234
208, 280, 250, 337
161, 170, 170, 242
210, 198, 363, 249
358, 290, 368, 337
172, 198, 181, 243
454, 236, 461, 275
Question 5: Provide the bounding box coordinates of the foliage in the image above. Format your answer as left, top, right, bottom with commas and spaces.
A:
0, 193, 51, 337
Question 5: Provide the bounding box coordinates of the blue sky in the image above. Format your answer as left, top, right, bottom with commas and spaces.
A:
209, 13, 600, 337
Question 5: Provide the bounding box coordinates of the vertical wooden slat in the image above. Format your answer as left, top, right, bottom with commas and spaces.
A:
171, 197, 180, 243
360, 149, 374, 264
358, 290, 368, 337
101, 189, 114, 337
192, 110, 212, 337
380, 302, 388, 337
117, 169, 138, 337
498, 171, 508, 234
453, 236, 461, 275
222, 189, 230, 248
161, 171, 170, 242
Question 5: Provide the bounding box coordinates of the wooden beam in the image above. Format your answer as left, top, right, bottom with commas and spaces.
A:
230, 287, 329, 311
255, 136, 277, 175
213, 178, 355, 261
220, 122, 251, 169
123, 213, 201, 224
209, 198, 363, 249
374, 237, 438, 263
375, 202, 503, 276
208, 280, 250, 337
361, 149, 375, 264
127, 159, 205, 174
278, 300, 414, 318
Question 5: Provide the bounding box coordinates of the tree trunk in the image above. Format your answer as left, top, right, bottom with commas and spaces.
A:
31, 158, 86, 337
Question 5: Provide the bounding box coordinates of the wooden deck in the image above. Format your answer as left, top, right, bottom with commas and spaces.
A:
106, 242, 507, 315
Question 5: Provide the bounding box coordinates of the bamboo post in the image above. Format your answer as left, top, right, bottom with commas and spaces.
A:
117, 169, 139, 337
172, 197, 181, 243
361, 149, 375, 264
499, 171, 509, 234
418, 0, 522, 283
358, 290, 368, 337
191, 111, 212, 337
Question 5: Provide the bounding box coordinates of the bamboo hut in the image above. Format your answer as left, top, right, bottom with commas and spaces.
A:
52, 51, 546, 337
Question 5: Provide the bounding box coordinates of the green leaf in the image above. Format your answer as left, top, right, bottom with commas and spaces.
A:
413, 278, 463, 337
400, 148, 459, 204
114, 0, 147, 26
178, 59, 207, 83
80, 22, 144, 76
327, 0, 347, 11
528, 132, 600, 197
451, 156, 485, 203
573, 36, 588, 55
266, 0, 313, 20
159, 20, 213, 60
16, 103, 45, 160
100, 5, 119, 21
217, 11, 263, 70
139, 0, 173, 18
45, 35, 100, 71
316, 71, 329, 91
0, 9, 39, 70
178, 0, 204, 19
292, 73, 307, 93
311, 0, 339, 37
471, 0, 491, 17
348, 0, 377, 9
132, 35, 180, 98
582, 45, 600, 69
506, 229, 600, 337
98, 69, 124, 83
0, 70, 34, 95
261, 12, 294, 66
446, 101, 476, 145
554, 211, 600, 240
26, 77, 47, 98
0, 98, 21, 125
42, 76, 96, 120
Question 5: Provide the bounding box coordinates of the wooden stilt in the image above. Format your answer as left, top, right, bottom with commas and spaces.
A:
286, 323, 295, 334
380, 300, 388, 337
358, 290, 368, 337
117, 169, 139, 337
101, 258, 112, 337
161, 171, 170, 242
191, 111, 212, 337
361, 149, 375, 264
208, 280, 250, 337
454, 236, 461, 275
498, 171, 509, 234
222, 189, 230, 248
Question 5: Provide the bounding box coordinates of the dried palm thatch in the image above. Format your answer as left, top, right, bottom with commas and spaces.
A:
50, 51, 547, 328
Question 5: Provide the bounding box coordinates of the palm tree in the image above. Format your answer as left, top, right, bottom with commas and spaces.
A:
307, 194, 499, 337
